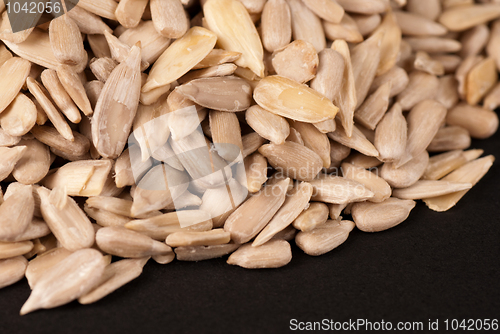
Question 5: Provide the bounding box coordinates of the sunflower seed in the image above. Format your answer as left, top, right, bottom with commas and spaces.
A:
49, 15, 86, 67
407, 0, 441, 20
150, 0, 189, 39
0, 256, 28, 289
289, 121, 330, 168
166, 229, 230, 247
423, 155, 495, 211
428, 126, 471, 152
193, 49, 242, 70
0, 146, 26, 182
370, 66, 409, 98
456, 55, 483, 99
84, 204, 131, 228
374, 103, 407, 163
78, 257, 150, 304
0, 58, 31, 115
487, 19, 500, 71
355, 81, 391, 131
204, 0, 265, 77
328, 120, 379, 157
272, 40, 318, 84
414, 51, 445, 76
341, 162, 392, 203
309, 174, 374, 204
405, 37, 462, 53
292, 202, 329, 232
40, 69, 81, 124
423, 150, 470, 180
380, 150, 429, 188
439, 3, 500, 31
0, 183, 33, 241
0, 240, 33, 260
310, 49, 344, 102
396, 72, 439, 111
323, 12, 363, 43
175, 243, 240, 261
0, 93, 36, 137
374, 10, 402, 75
352, 14, 381, 37
20, 248, 107, 315
466, 57, 498, 105
352, 198, 416, 232
115, 0, 149, 28
287, 0, 326, 52
336, 0, 388, 14
243, 152, 268, 193
246, 105, 290, 145
227, 239, 292, 268
435, 75, 459, 109
393, 180, 472, 200
25, 247, 72, 288
261, 0, 292, 53
295, 219, 354, 256
433, 54, 462, 74
446, 103, 499, 139
394, 11, 447, 36
484, 82, 500, 110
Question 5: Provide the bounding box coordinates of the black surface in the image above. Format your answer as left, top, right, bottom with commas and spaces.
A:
1, 131, 499, 334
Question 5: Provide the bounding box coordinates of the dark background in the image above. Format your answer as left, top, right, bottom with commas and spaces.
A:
1, 130, 499, 334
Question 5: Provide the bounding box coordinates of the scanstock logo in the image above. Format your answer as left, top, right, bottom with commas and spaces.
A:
128, 106, 249, 228
4, 0, 80, 33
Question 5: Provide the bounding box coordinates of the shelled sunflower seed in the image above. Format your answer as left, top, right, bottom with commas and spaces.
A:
0, 0, 498, 315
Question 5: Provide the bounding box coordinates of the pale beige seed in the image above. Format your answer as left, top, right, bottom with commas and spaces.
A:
374, 103, 407, 163
439, 3, 500, 31
414, 51, 445, 76
293, 202, 329, 232
115, 0, 148, 28
89, 57, 117, 83
460, 24, 490, 58
79, 257, 150, 304
49, 15, 86, 67
114, 147, 152, 188
56, 65, 93, 117
407, 0, 441, 21
290, 121, 330, 168
0, 146, 26, 182
302, 0, 344, 24
0, 256, 28, 289
352, 14, 381, 37
287, 127, 304, 145
327, 120, 379, 157
224, 178, 290, 244
393, 180, 472, 200
394, 11, 447, 36
92, 46, 141, 159
328, 203, 346, 220
150, 0, 189, 39
261, 0, 292, 53
67, 5, 113, 35
330, 40, 356, 136
25, 247, 72, 289
272, 225, 297, 241
466, 57, 498, 105
351, 30, 384, 109
243, 153, 268, 193
131, 164, 189, 216
179, 63, 237, 84
397, 99, 447, 167
335, 0, 388, 14
374, 10, 401, 75
166, 104, 200, 142
209, 110, 243, 161
484, 82, 500, 110
163, 190, 202, 210
140, 83, 171, 106
272, 40, 318, 84
423, 150, 469, 180
254, 75, 338, 123
309, 174, 374, 204
37, 187, 95, 251
0, 128, 21, 147
227, 239, 292, 269
41, 69, 81, 124
435, 75, 459, 109
170, 130, 233, 189
193, 49, 242, 70
424, 155, 495, 211
296, 219, 355, 256
456, 55, 483, 99
341, 163, 392, 203
287, 0, 326, 52
12, 138, 50, 185
142, 27, 216, 92
0, 58, 31, 115
0, 93, 37, 137
84, 205, 131, 228
11, 218, 50, 242
84, 80, 104, 111
0, 184, 34, 242
310, 49, 344, 102
487, 19, 500, 71
198, 178, 248, 227
119, 21, 172, 65
405, 37, 462, 53
125, 211, 213, 240
323, 13, 363, 43
380, 151, 429, 188
78, 0, 118, 20
86, 196, 143, 219
96, 226, 173, 258
428, 126, 470, 152
446, 103, 499, 139
246, 105, 290, 145
103, 31, 149, 72
370, 66, 409, 98
30, 125, 89, 157
42, 160, 112, 197
258, 142, 322, 182
352, 198, 416, 232
166, 229, 230, 247
253, 182, 313, 246
0, 241, 33, 260
433, 54, 462, 74
20, 248, 107, 315
355, 81, 391, 131
313, 120, 336, 134
176, 76, 252, 112
0, 11, 34, 43
204, 0, 265, 77
175, 243, 240, 261
237, 0, 266, 13
396, 72, 439, 111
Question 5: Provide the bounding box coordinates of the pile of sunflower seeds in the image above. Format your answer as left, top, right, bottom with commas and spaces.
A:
0, 0, 498, 315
